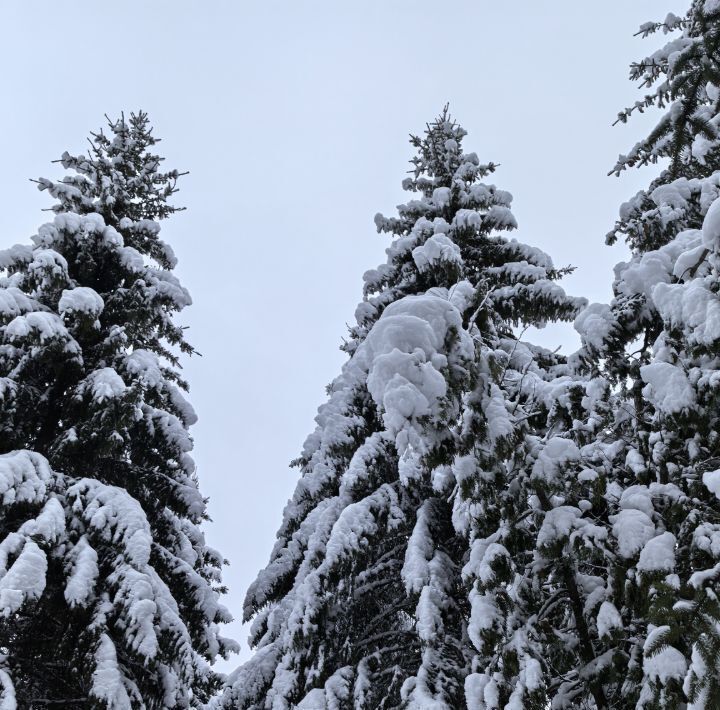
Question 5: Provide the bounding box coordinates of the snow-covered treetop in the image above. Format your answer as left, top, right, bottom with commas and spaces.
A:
405, 105, 498, 193
612, 2, 720, 178
35, 112, 183, 268
356, 106, 583, 352
609, 1, 720, 251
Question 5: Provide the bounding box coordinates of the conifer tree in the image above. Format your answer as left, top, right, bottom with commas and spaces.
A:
461, 7, 720, 705
219, 109, 584, 709
0, 113, 235, 708
566, 2, 720, 707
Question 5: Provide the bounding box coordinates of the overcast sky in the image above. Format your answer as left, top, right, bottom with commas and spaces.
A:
1, 0, 675, 670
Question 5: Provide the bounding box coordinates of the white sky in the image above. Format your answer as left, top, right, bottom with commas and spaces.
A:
0, 0, 674, 671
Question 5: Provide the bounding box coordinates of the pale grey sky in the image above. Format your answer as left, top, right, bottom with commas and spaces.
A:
0, 1, 672, 670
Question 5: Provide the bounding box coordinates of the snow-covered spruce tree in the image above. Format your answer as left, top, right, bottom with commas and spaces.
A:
455, 6, 720, 707
218, 109, 584, 709
0, 113, 235, 708
563, 2, 720, 707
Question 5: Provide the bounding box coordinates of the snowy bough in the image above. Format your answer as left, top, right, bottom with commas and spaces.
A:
0, 114, 236, 708
218, 109, 585, 709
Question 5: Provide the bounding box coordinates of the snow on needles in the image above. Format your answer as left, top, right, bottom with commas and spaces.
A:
58, 286, 104, 316
81, 368, 127, 402
574, 302, 616, 352
0, 450, 54, 507
637, 532, 676, 573
640, 362, 695, 414
412, 234, 463, 272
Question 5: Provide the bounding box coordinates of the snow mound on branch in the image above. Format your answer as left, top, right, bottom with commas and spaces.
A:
0, 244, 32, 269
531, 438, 580, 484
617, 251, 673, 298
412, 234, 462, 272
321, 493, 382, 571
619, 485, 655, 517
625, 449, 646, 476
338, 432, 390, 495
637, 532, 676, 573
91, 634, 131, 707
122, 350, 198, 427
125, 349, 164, 387
432, 187, 451, 208
537, 506, 581, 547
297, 688, 325, 709
640, 362, 695, 414
616, 228, 703, 303
0, 450, 53, 506
119, 246, 145, 272
18, 498, 64, 543
476, 543, 510, 585
672, 241, 709, 280
149, 270, 192, 310
5, 311, 70, 343
65, 478, 206, 668
0, 661, 15, 710
0, 539, 47, 616
611, 509, 655, 558
0, 288, 35, 317
468, 588, 500, 652
574, 303, 616, 351
618, 483, 681, 513
81, 368, 127, 402
295, 668, 353, 710
653, 279, 720, 346
402, 501, 433, 593
597, 601, 623, 638
64, 536, 99, 607
68, 479, 152, 568
490, 279, 578, 317
28, 249, 68, 279
465, 673, 494, 710
505, 657, 543, 708
414, 559, 450, 645
643, 627, 687, 684
448, 279, 475, 313
484, 384, 514, 443
59, 286, 104, 316
352, 292, 472, 452
463, 534, 498, 582
0, 453, 65, 618
651, 180, 694, 211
